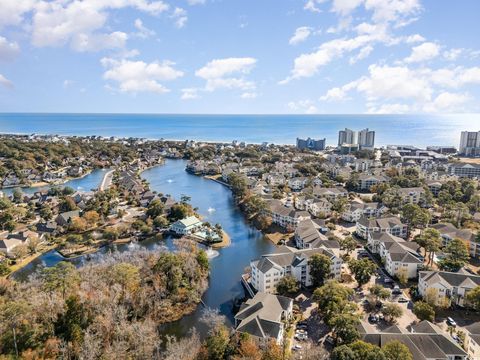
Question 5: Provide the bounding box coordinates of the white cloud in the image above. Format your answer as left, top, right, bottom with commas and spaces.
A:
187, 0, 206, 4
331, 0, 363, 16
101, 57, 183, 94
443, 48, 463, 61
134, 18, 155, 39
349, 45, 373, 64
241, 92, 257, 99
0, 36, 20, 61
171, 7, 187, 28
0, 73, 13, 88
3, 0, 169, 52
364, 0, 422, 26
282, 34, 385, 82
423, 92, 471, 113
404, 33, 425, 43
289, 27, 313, 45
404, 42, 440, 63
196, 57, 256, 79
288, 99, 318, 114
181, 88, 200, 100
304, 0, 327, 13
194, 57, 258, 96
367, 103, 410, 114
319, 87, 348, 101
63, 79, 74, 88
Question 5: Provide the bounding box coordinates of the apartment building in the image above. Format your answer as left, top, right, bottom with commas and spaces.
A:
341, 201, 387, 222
356, 215, 408, 239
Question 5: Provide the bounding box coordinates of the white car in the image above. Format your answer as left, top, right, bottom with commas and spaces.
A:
292, 344, 303, 351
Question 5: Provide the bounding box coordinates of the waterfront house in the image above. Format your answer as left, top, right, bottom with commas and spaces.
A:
418, 269, 480, 307
265, 200, 310, 230
356, 215, 408, 239
250, 246, 342, 293
170, 216, 203, 235
234, 292, 293, 345
294, 219, 333, 249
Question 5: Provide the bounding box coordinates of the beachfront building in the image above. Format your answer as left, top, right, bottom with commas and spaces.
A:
250, 246, 342, 293
357, 128, 375, 149
459, 131, 480, 156
418, 269, 480, 307
296, 137, 326, 151
170, 216, 203, 235
356, 215, 408, 239
338, 128, 356, 146
234, 292, 293, 345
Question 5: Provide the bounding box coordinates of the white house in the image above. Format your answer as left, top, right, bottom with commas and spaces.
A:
432, 222, 478, 257
288, 177, 309, 191
170, 216, 203, 235
306, 199, 332, 218
368, 233, 423, 279
357, 174, 389, 191
418, 269, 480, 307
250, 246, 342, 293
341, 201, 387, 222
235, 292, 293, 345
265, 200, 310, 230
356, 215, 408, 240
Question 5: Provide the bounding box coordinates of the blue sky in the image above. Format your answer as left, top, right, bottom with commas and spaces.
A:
0, 0, 479, 114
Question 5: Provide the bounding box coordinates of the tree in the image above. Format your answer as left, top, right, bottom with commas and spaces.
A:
397, 268, 408, 286
331, 345, 355, 360
348, 340, 386, 360
369, 284, 390, 302
205, 325, 231, 360
70, 217, 87, 232
415, 228, 442, 266
308, 253, 332, 287
59, 197, 77, 212
55, 295, 92, 344
401, 204, 430, 235
313, 281, 355, 325
276, 275, 299, 296
11, 244, 28, 259
12, 188, 23, 203
41, 261, 80, 299
439, 238, 470, 272
339, 236, 357, 256
147, 199, 164, 218
109, 262, 140, 294
466, 286, 480, 310
330, 312, 360, 345
349, 258, 376, 287
153, 215, 169, 228
0, 300, 31, 357
383, 340, 412, 360
83, 210, 100, 227
382, 303, 403, 323
196, 249, 210, 272
413, 301, 435, 322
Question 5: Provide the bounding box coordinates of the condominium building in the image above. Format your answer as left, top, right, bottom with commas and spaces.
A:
296, 137, 326, 151
448, 163, 480, 178
459, 131, 480, 156
250, 246, 342, 293
356, 215, 408, 239
338, 128, 356, 146
358, 128, 375, 149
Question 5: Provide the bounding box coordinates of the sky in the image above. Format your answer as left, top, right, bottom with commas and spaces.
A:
0, 0, 480, 114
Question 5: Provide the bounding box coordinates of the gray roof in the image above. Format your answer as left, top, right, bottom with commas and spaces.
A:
235, 292, 292, 340
419, 269, 480, 289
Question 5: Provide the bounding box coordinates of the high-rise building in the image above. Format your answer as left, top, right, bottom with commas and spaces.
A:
357, 128, 375, 149
296, 137, 326, 151
338, 128, 356, 146
459, 131, 480, 156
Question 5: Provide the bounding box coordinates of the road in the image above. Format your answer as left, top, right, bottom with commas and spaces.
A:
99, 170, 114, 191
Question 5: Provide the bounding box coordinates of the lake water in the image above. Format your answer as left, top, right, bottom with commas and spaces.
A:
1, 168, 109, 196
0, 113, 479, 147
11, 159, 275, 337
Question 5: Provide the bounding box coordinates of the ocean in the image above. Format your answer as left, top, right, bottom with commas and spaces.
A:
0, 113, 479, 147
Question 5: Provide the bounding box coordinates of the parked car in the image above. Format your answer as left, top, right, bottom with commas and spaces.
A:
295, 333, 308, 341
292, 344, 302, 351
296, 324, 308, 330
368, 314, 378, 323
323, 335, 335, 346
392, 285, 402, 294
447, 317, 457, 327
384, 277, 393, 284
397, 297, 408, 303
